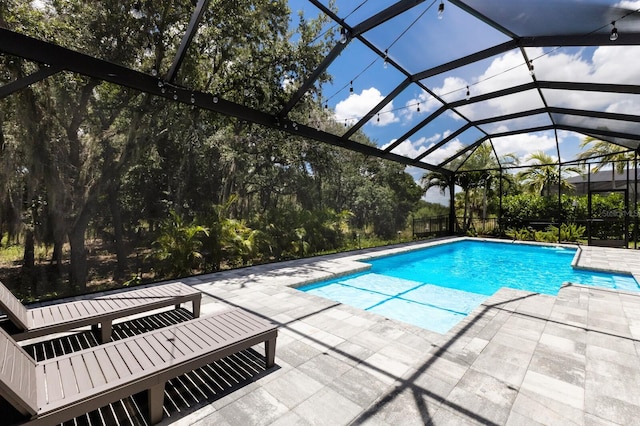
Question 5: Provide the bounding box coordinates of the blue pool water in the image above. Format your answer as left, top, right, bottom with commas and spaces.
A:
299, 240, 639, 334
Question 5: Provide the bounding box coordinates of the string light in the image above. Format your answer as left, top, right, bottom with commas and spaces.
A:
383, 49, 388, 69
465, 85, 470, 101
437, 1, 444, 20
417, 102, 421, 112
339, 27, 348, 44
349, 80, 354, 93
377, 113, 380, 123
528, 60, 535, 76
190, 93, 196, 104
610, 21, 619, 41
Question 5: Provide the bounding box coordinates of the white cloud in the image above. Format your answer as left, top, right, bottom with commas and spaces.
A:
492, 132, 558, 160
334, 87, 398, 127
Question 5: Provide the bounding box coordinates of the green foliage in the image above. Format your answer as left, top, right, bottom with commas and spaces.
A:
501, 193, 553, 228
150, 211, 209, 278
505, 227, 534, 241
506, 223, 585, 243
411, 200, 449, 218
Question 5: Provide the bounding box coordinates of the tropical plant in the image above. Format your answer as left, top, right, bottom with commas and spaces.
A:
518, 151, 583, 196
151, 211, 209, 278
577, 136, 634, 189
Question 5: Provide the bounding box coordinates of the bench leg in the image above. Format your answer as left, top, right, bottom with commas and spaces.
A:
265, 337, 277, 368
100, 320, 113, 344
192, 296, 201, 318
148, 383, 166, 424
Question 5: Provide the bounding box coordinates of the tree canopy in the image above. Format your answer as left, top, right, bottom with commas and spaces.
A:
0, 1, 424, 299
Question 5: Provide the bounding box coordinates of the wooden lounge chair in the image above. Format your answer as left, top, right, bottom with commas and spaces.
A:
0, 308, 277, 425
0, 281, 201, 343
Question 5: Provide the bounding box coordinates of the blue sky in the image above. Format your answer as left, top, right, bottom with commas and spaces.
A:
287, 1, 640, 204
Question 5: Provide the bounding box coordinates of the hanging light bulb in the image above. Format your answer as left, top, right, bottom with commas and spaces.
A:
131, 1, 144, 19
173, 92, 178, 100
349, 80, 354, 93
437, 1, 444, 20
610, 21, 619, 41
344, 119, 347, 127
143, 42, 153, 57
465, 85, 470, 101
339, 27, 348, 44
213, 94, 219, 103
383, 49, 388, 69
417, 102, 421, 112
190, 93, 196, 104
377, 113, 380, 123
528, 60, 535, 76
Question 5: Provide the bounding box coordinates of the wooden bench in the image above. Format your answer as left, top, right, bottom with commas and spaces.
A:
0, 308, 277, 425
0, 281, 201, 343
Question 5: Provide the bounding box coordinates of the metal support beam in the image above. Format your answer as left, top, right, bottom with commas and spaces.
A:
344, 77, 411, 139
0, 65, 61, 99
384, 105, 448, 153
279, 40, 349, 117
0, 28, 447, 174
352, 0, 426, 35
415, 123, 473, 162
165, 0, 211, 83
413, 40, 517, 81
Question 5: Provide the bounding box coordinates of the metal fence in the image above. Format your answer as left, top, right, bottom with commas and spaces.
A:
412, 215, 450, 238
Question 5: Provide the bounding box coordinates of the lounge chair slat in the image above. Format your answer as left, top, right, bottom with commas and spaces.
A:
124, 340, 155, 370
114, 343, 144, 375
146, 334, 175, 361
2, 281, 201, 343
0, 284, 29, 330
179, 321, 211, 348
80, 352, 106, 388
2, 308, 276, 425
195, 315, 234, 345
104, 346, 129, 378
158, 329, 191, 357
57, 358, 78, 399
70, 355, 93, 393
43, 362, 64, 404
134, 338, 166, 365
93, 348, 118, 382
46, 306, 64, 323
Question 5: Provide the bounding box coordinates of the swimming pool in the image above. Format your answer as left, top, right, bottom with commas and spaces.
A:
299, 240, 639, 334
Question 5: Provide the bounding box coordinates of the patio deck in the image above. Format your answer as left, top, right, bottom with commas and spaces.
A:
7, 237, 640, 425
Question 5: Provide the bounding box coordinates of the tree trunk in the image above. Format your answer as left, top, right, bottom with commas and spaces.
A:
68, 225, 89, 291
463, 190, 469, 232
611, 167, 616, 190
67, 200, 95, 291
108, 185, 127, 281
22, 229, 35, 281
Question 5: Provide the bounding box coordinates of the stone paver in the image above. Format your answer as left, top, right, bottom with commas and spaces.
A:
146, 237, 640, 425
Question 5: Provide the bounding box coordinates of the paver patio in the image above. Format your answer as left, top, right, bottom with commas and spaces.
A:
6, 237, 640, 425
167, 237, 640, 425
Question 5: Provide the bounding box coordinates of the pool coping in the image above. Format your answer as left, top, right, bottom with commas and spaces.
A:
285, 236, 640, 292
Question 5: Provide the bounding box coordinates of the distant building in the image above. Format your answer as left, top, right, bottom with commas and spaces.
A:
567, 168, 640, 196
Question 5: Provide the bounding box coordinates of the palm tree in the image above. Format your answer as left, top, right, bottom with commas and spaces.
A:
518, 151, 583, 196
577, 136, 633, 189
422, 143, 519, 231
460, 143, 519, 222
